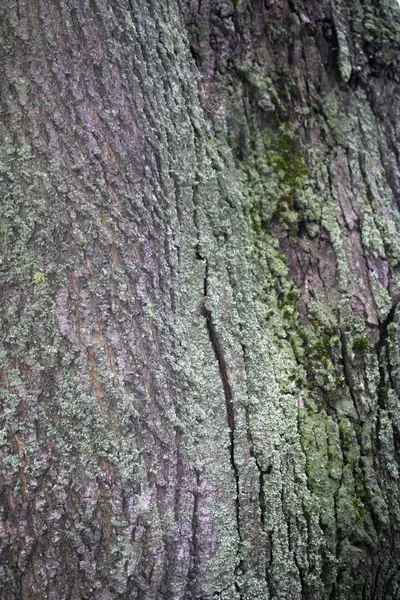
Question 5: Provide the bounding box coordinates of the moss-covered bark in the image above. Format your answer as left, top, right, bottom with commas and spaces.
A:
1, 0, 400, 598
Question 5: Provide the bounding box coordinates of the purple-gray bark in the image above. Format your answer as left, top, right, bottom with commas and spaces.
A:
1, 0, 400, 598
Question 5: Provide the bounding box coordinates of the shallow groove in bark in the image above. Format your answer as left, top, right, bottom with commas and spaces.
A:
185, 468, 201, 600
340, 332, 361, 421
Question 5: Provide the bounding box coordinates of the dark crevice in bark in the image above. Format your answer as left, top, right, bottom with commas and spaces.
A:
244, 405, 275, 600
202, 585, 233, 599
329, 582, 337, 600
292, 529, 306, 597
359, 239, 382, 323
199, 257, 242, 596
224, 263, 276, 597
185, 469, 201, 600
373, 301, 400, 542
376, 301, 399, 410
201, 260, 235, 434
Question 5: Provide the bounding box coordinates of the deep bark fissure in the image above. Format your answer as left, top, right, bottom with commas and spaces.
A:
376, 301, 399, 409
243, 402, 275, 599
225, 258, 276, 597
200, 257, 242, 594
201, 309, 235, 433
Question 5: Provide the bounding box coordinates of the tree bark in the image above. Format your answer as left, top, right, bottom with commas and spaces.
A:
1, 0, 400, 598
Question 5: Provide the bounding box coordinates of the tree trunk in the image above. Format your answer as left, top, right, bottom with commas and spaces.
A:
1, 0, 400, 598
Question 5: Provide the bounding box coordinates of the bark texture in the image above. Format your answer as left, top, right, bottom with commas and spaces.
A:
1, 1, 400, 599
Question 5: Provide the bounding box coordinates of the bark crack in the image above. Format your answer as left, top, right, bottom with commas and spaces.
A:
199, 256, 242, 594
375, 300, 399, 409
225, 264, 275, 597
201, 265, 235, 431
185, 469, 201, 599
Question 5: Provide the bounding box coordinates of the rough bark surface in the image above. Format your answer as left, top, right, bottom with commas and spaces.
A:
1, 1, 400, 599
